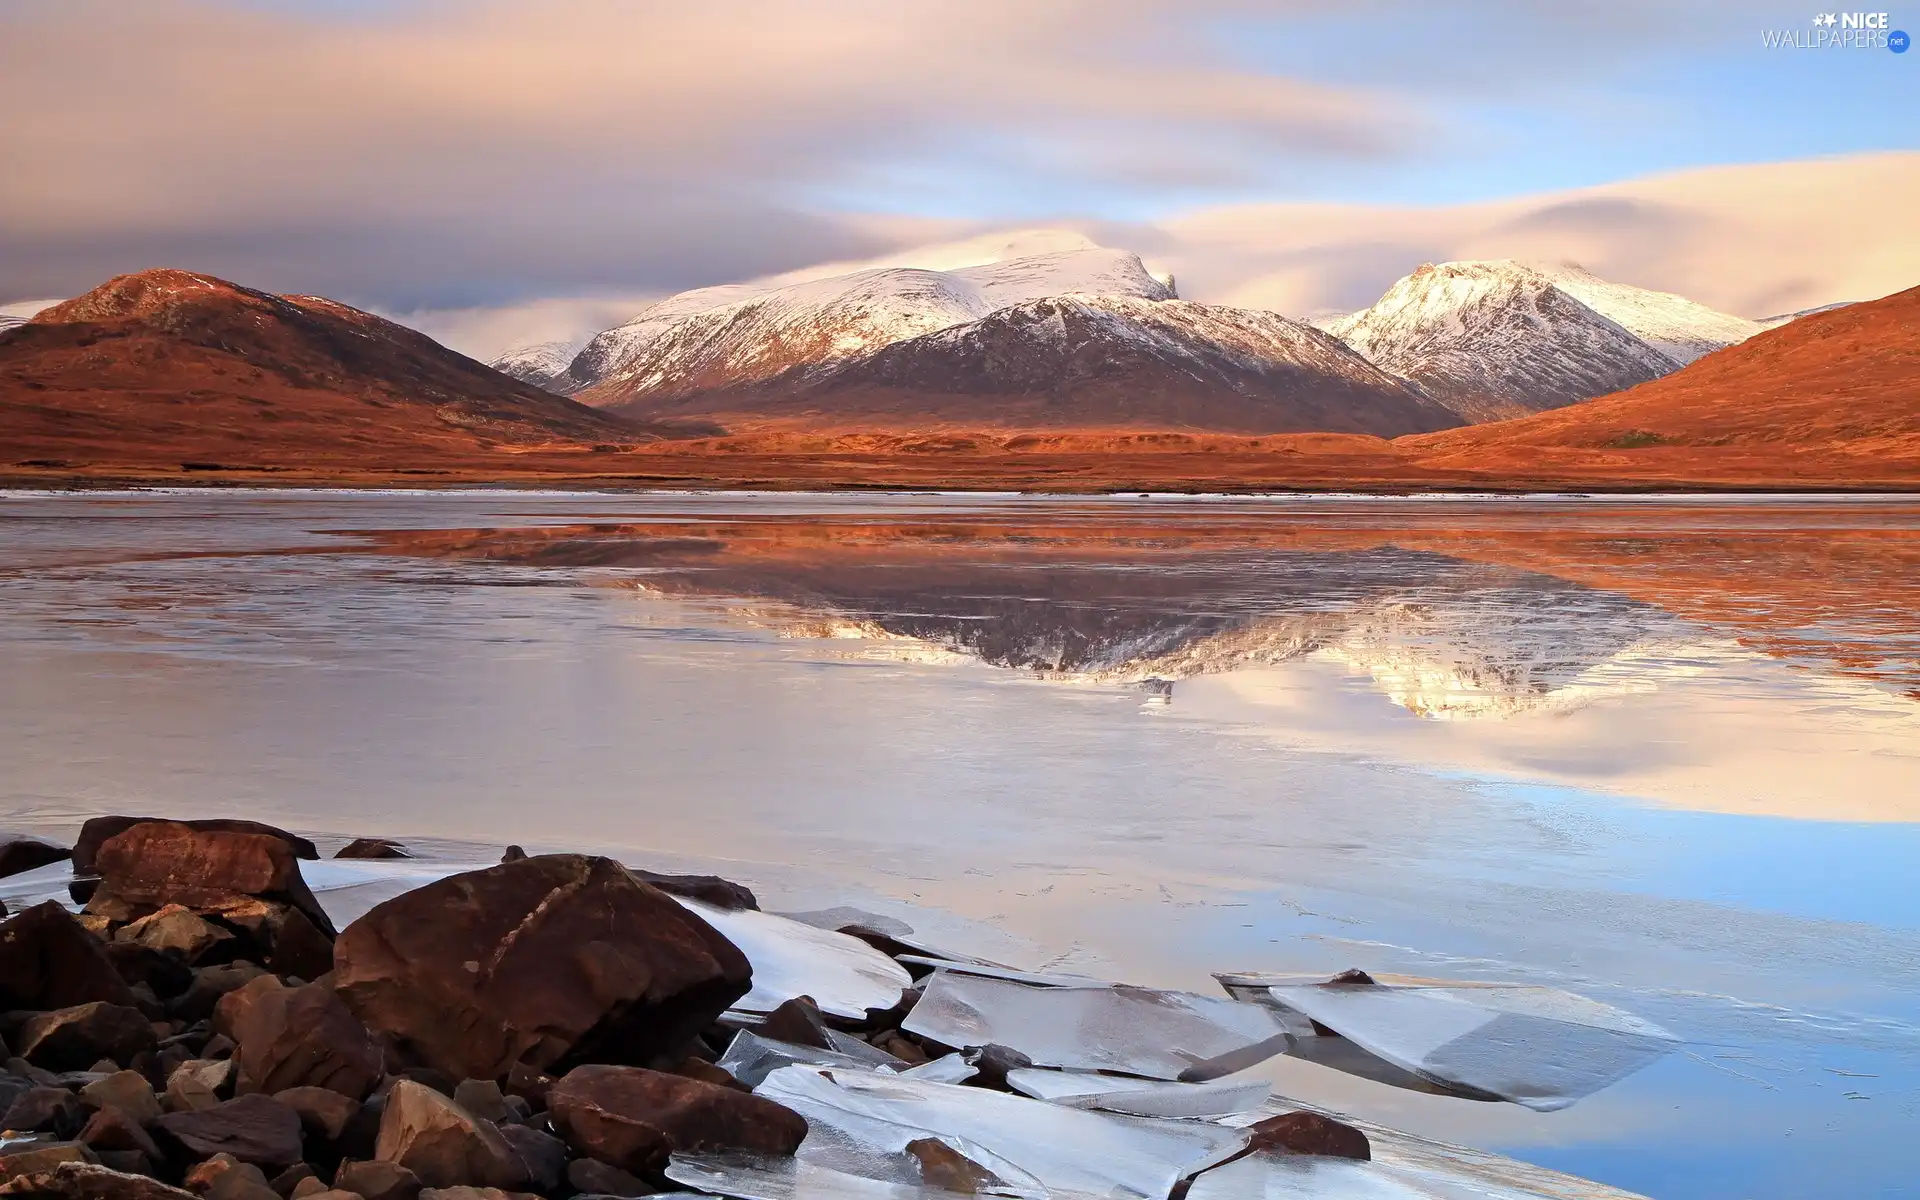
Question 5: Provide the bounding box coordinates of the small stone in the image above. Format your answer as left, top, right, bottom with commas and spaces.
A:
80, 1071, 163, 1124
332, 1159, 421, 1200
154, 1094, 306, 1169
629, 870, 758, 912
18, 1004, 158, 1073
869, 1029, 929, 1065
77, 1106, 163, 1160
184, 1154, 279, 1200
115, 907, 236, 966
274, 1086, 360, 1143
92, 1149, 156, 1177
0, 1161, 196, 1199
547, 1064, 806, 1177
286, 1181, 328, 1200
172, 965, 269, 1025
269, 1165, 316, 1199
165, 1059, 233, 1112
666, 1056, 746, 1092
448, 1081, 508, 1125
414, 1189, 541, 1200
372, 1081, 525, 1191
564, 1158, 651, 1197
227, 982, 383, 1100
333, 840, 411, 861
4, 1087, 87, 1136
962, 1042, 1031, 1090
497, 847, 526, 863
907, 1137, 1002, 1193
1245, 1110, 1372, 1161
0, 1142, 98, 1180
0, 834, 72, 881
493, 1125, 564, 1193
756, 996, 831, 1050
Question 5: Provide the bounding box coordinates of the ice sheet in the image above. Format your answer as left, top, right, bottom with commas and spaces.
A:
898, 1054, 978, 1085
667, 1154, 995, 1200
677, 898, 914, 1020
1004, 1069, 1269, 1118
1229, 974, 1677, 1112
718, 1030, 906, 1088
902, 969, 1291, 1081
1187, 1152, 1495, 1200
756, 1064, 1248, 1199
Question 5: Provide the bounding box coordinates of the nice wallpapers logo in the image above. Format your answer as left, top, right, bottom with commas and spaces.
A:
1763, 12, 1911, 49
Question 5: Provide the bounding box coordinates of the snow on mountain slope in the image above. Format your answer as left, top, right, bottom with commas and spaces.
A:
1326, 261, 1681, 423
489, 339, 584, 393
600, 293, 1462, 436
568, 246, 1174, 402
1758, 301, 1855, 329
0, 314, 24, 335
1530, 262, 1762, 364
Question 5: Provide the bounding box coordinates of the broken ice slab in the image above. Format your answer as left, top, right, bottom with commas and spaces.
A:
901, 968, 1292, 1081
678, 897, 914, 1020
669, 1153, 1109, 1200
898, 1053, 978, 1085
756, 1064, 1248, 1200
893, 957, 1117, 987
301, 858, 484, 926
1004, 1069, 1269, 1118
1219, 972, 1679, 1113
718, 1030, 905, 1088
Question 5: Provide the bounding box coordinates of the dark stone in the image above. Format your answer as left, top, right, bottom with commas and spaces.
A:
396, 1069, 457, 1099
499, 1066, 551, 1112
1245, 1110, 1372, 1161
171, 966, 269, 1025
371, 1081, 525, 1191
331, 1160, 420, 1200
0, 1142, 97, 1179
497, 848, 526, 864
91, 1151, 155, 1179
563, 1159, 650, 1197
4, 1087, 87, 1137
102, 945, 196, 1002
79, 1071, 163, 1123
447, 1082, 508, 1125
266, 1165, 314, 1199
182, 1154, 277, 1200
1323, 968, 1377, 986
907, 1137, 1002, 1193
961, 1043, 1031, 1090
86, 825, 333, 939
272, 1087, 361, 1143
217, 905, 333, 983
72, 820, 317, 877
868, 1030, 928, 1065
547, 1064, 806, 1176
0, 834, 72, 882
493, 1125, 565, 1193
629, 871, 757, 912
154, 1095, 306, 1169
0, 1161, 196, 1200
333, 841, 411, 861
114, 908, 236, 967
77, 1107, 163, 1161
755, 997, 831, 1051
666, 1057, 747, 1093
227, 982, 382, 1100
333, 857, 751, 1082
0, 903, 140, 1012
18, 1005, 157, 1073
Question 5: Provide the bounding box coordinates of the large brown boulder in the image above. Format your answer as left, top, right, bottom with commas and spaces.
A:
72, 819, 317, 876
225, 981, 383, 1100
0, 1161, 195, 1200
547, 1064, 806, 1176
1245, 1110, 1372, 1161
85, 824, 333, 938
332, 856, 750, 1081
0, 833, 71, 881
373, 1081, 526, 1192
154, 1095, 306, 1169
17, 1003, 158, 1072
0, 902, 140, 1011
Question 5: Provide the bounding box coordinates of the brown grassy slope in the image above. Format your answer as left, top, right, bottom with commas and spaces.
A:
0, 269, 661, 469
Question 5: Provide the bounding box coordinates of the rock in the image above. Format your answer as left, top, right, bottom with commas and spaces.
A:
414, 1189, 542, 1200
5, 1087, 87, 1136
80, 1072, 163, 1124
0, 1161, 197, 1199
18, 1005, 158, 1072
907, 1137, 1002, 1193
227, 982, 382, 1100
333, 841, 411, 862
563, 1159, 650, 1197
115, 908, 236, 966
285, 1180, 326, 1200
372, 1081, 525, 1192
173, 966, 269, 1025
498, 1067, 550, 1112
102, 945, 196, 1002
0, 834, 72, 882
961, 1043, 1031, 1090
212, 977, 286, 1043
331, 1160, 420, 1200
72, 820, 317, 877
165, 1060, 233, 1113
666, 1057, 746, 1093
293, 1193, 356, 1200
756, 997, 831, 1050
273, 1088, 360, 1144
447, 1082, 507, 1126
183, 1155, 277, 1200
268, 1165, 315, 1199
1245, 1110, 1371, 1161
497, 848, 526, 864
91, 1151, 154, 1178
333, 857, 751, 1081
869, 1029, 928, 1065
77, 1107, 163, 1161
492, 1126, 564, 1194
547, 1064, 806, 1176
154, 1095, 306, 1169
630, 870, 757, 912
0, 1143, 98, 1180
217, 904, 334, 983
86, 825, 333, 939
0, 903, 141, 1012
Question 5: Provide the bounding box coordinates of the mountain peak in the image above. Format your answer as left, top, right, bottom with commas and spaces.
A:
35, 268, 276, 325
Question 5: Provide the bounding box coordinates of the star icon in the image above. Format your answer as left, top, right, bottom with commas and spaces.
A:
1819, 12, 1838, 25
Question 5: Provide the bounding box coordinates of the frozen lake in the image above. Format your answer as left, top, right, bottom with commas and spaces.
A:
3, 489, 1918, 1198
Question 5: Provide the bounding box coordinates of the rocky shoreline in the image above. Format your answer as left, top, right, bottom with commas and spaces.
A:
0, 820, 1657, 1200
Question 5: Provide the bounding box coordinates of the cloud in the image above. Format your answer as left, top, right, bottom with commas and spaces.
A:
0, 0, 1409, 308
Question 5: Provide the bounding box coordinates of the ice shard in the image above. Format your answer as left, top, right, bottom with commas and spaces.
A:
717, 1030, 907, 1088
1220, 972, 1679, 1112
1004, 1069, 1270, 1118
902, 969, 1291, 1081
677, 897, 914, 1020
755, 1064, 1248, 1199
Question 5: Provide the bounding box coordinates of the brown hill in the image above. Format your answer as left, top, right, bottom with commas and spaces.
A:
0, 269, 670, 472
1406, 284, 1920, 468
594, 295, 1462, 437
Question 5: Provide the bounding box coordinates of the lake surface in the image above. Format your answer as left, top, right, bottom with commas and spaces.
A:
3, 489, 1918, 1199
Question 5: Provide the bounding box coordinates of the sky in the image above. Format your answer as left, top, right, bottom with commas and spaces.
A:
1, 0, 1916, 356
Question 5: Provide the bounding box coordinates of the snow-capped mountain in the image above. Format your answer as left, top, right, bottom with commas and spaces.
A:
1758, 301, 1855, 329
1325, 261, 1684, 422
1529, 263, 1763, 365
567, 246, 1174, 404
620, 293, 1459, 435
488, 339, 582, 393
